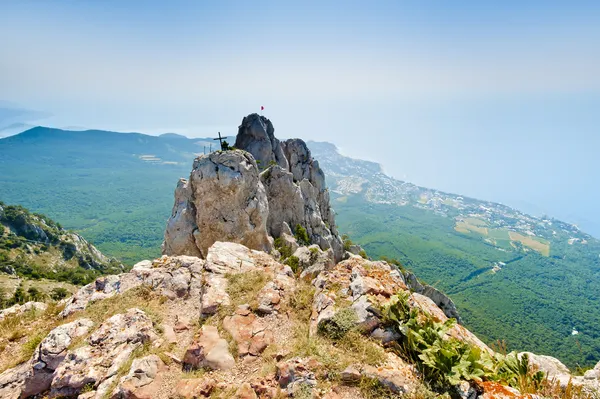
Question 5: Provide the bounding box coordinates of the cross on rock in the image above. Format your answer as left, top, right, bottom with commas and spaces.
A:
213, 132, 229, 151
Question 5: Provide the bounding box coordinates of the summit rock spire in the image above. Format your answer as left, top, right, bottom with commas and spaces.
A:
162, 113, 343, 262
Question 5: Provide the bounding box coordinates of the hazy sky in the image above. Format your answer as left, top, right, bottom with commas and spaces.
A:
1, 1, 600, 234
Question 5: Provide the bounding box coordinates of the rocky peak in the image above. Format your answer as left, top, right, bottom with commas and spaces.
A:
163, 114, 343, 262
234, 113, 288, 170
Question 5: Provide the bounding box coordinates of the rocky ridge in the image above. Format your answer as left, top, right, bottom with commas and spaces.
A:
163, 113, 343, 262
1, 241, 598, 398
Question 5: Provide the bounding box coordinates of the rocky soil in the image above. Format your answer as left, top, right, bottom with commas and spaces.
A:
1, 241, 598, 398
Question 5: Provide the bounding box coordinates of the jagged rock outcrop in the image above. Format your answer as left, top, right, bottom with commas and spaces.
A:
238, 115, 342, 260
163, 114, 343, 262
162, 150, 272, 257
235, 113, 289, 170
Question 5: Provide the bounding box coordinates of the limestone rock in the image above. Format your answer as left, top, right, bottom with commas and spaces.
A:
223, 308, 274, 357
235, 113, 289, 170
163, 150, 272, 258
402, 270, 462, 323
276, 357, 318, 396
183, 325, 235, 371
0, 301, 48, 321
111, 354, 166, 399
175, 377, 216, 398
294, 245, 335, 279
61, 255, 204, 317
0, 318, 94, 399
50, 309, 159, 398
519, 352, 572, 386
162, 178, 202, 257
236, 382, 258, 399
259, 165, 305, 238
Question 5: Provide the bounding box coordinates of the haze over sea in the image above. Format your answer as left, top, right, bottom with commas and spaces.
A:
1, 0, 599, 235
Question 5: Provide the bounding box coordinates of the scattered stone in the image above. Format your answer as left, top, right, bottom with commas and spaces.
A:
175, 377, 216, 398
163, 324, 178, 344
183, 325, 235, 371
223, 311, 274, 357
340, 365, 362, 384
111, 354, 166, 399
236, 382, 258, 399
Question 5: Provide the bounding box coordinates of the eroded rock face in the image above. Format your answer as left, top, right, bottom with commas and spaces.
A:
235, 113, 289, 170
51, 308, 160, 398
163, 114, 344, 263
237, 116, 343, 262
163, 150, 272, 258
111, 354, 166, 399
183, 325, 235, 371
162, 178, 201, 257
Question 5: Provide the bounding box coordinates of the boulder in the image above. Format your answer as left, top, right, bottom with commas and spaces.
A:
223, 307, 274, 357
519, 352, 572, 386
111, 354, 166, 399
402, 270, 462, 323
0, 318, 94, 399
0, 301, 48, 321
50, 309, 160, 398
175, 377, 216, 398
293, 245, 335, 279
236, 382, 258, 399
163, 151, 272, 258
183, 325, 235, 371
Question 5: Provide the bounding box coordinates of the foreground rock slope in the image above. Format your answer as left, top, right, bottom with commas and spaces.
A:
1, 241, 598, 398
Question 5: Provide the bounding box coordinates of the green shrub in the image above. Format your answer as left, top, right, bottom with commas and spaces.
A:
274, 237, 292, 259
342, 234, 353, 251
285, 256, 300, 274
50, 287, 70, 301
384, 293, 496, 388
27, 287, 45, 302
318, 307, 357, 341
294, 224, 310, 246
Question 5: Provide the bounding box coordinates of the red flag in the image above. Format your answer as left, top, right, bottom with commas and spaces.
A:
261, 106, 264, 111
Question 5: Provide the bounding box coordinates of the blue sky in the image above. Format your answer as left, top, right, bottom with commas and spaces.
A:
1, 1, 600, 234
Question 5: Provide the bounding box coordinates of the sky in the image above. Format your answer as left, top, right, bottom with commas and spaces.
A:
1, 1, 600, 234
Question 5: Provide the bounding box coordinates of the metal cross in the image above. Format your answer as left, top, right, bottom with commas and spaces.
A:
213, 132, 226, 150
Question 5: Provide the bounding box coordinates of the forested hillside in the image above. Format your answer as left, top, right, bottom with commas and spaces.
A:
0, 201, 122, 307
0, 127, 219, 263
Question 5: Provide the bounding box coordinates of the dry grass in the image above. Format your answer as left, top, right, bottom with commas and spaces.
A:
0, 285, 168, 373
282, 279, 315, 323
225, 270, 269, 311
0, 302, 65, 372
